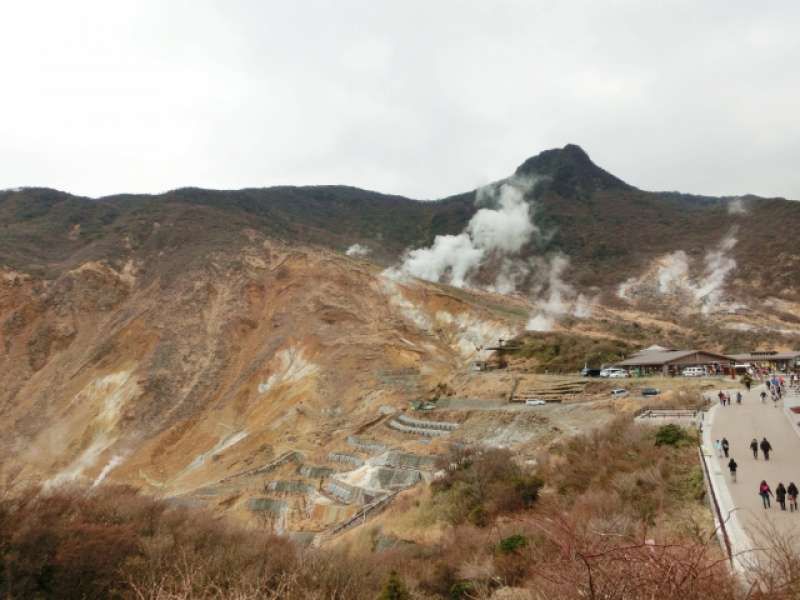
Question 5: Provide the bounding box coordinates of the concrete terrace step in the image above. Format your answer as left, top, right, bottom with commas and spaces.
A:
346, 435, 388, 455
386, 415, 458, 437
297, 464, 336, 479
328, 452, 365, 467
375, 450, 438, 470
387, 418, 446, 437
265, 480, 316, 496
323, 479, 381, 505
395, 413, 458, 431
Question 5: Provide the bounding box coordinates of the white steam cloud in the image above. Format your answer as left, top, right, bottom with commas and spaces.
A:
727, 198, 748, 216
694, 231, 737, 313
390, 178, 537, 289
386, 175, 593, 332
525, 254, 593, 331
656, 251, 690, 293
346, 243, 371, 257
618, 229, 739, 315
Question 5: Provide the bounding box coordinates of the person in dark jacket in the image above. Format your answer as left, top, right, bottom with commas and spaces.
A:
750, 438, 759, 459
722, 438, 730, 458
788, 482, 799, 512
777, 483, 788, 510
760, 437, 773, 460
759, 480, 773, 509
728, 457, 738, 483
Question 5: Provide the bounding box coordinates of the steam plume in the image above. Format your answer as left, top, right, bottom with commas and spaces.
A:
391, 177, 538, 289
727, 198, 748, 215
617, 229, 738, 314
346, 243, 371, 257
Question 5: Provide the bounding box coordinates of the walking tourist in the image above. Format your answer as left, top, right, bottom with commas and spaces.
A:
759, 481, 773, 509
750, 438, 759, 459
728, 457, 737, 483
788, 482, 799, 512
760, 437, 773, 461
722, 438, 730, 458
777, 483, 788, 511
736, 391, 742, 404
761, 391, 767, 404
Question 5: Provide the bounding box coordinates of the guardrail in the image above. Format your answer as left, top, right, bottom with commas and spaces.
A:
697, 446, 733, 567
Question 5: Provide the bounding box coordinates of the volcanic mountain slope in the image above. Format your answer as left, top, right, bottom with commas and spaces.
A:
3, 144, 799, 303
2, 145, 800, 533
0, 230, 533, 526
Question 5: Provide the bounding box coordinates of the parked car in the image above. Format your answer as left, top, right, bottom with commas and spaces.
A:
610, 388, 628, 397
600, 367, 630, 378
641, 387, 660, 397
581, 367, 602, 377
681, 366, 706, 377
525, 399, 547, 406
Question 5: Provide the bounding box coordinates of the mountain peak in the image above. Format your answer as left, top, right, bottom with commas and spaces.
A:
515, 144, 632, 196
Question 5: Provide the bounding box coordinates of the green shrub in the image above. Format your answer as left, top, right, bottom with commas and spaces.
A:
377, 570, 410, 600
497, 534, 528, 555
449, 580, 474, 599
655, 424, 690, 447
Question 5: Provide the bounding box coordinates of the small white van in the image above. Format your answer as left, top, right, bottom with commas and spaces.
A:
681, 366, 706, 377
600, 367, 629, 378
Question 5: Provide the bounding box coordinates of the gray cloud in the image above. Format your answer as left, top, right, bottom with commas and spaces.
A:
2, 1, 799, 200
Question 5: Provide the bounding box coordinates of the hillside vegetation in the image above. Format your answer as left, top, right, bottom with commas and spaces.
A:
3, 145, 800, 301
4, 418, 799, 599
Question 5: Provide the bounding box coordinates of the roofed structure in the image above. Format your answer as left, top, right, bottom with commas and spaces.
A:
728, 351, 800, 370
728, 351, 800, 362
630, 344, 673, 357
615, 348, 734, 376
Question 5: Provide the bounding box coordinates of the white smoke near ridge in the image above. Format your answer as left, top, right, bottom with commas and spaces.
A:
656, 251, 690, 293
617, 229, 739, 314
487, 258, 532, 295
391, 178, 538, 290
346, 243, 371, 257
694, 230, 738, 313
398, 233, 485, 288
526, 254, 579, 331
727, 198, 748, 215
616, 277, 637, 300
572, 293, 595, 318
386, 175, 596, 333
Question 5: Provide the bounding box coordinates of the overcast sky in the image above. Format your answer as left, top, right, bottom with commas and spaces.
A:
2, 1, 799, 200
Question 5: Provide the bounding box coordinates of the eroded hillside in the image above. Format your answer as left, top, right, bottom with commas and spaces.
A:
3, 145, 800, 537
0, 232, 541, 531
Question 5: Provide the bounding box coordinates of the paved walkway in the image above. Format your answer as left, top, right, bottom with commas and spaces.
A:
705, 383, 800, 572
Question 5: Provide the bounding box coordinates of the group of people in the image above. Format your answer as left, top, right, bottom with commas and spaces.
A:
715, 436, 773, 482
717, 390, 742, 406
762, 375, 788, 405
715, 378, 800, 513
759, 480, 799, 511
